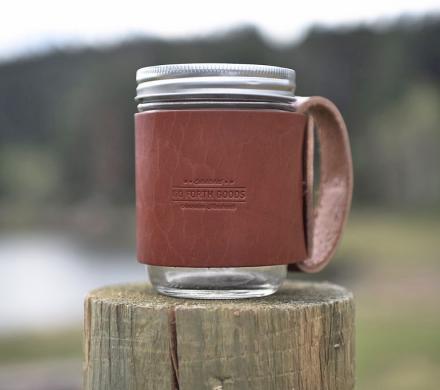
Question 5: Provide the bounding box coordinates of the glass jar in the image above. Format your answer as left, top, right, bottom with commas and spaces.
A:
135, 64, 300, 299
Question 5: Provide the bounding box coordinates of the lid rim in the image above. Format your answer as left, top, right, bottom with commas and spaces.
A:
136, 63, 295, 82
136, 63, 296, 101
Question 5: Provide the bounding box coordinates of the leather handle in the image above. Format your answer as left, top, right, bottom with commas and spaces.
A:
293, 96, 353, 272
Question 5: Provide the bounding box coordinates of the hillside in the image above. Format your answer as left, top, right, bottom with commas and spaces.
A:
1, 18, 439, 209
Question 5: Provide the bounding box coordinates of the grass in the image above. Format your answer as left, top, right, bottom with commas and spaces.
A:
339, 210, 440, 267
340, 211, 440, 389
357, 300, 440, 389
0, 328, 82, 364
0, 210, 439, 388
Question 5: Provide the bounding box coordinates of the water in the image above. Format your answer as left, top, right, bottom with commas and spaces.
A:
0, 233, 144, 334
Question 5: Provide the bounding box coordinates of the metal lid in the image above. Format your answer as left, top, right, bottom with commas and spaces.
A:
135, 63, 296, 103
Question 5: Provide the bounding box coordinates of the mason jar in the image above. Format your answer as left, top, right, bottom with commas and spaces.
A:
134, 63, 352, 299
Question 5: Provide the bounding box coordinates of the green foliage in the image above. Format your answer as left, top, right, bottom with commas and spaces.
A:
0, 144, 61, 202
0, 19, 439, 208
366, 83, 440, 205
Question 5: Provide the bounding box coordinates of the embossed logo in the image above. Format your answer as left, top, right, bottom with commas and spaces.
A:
171, 178, 247, 211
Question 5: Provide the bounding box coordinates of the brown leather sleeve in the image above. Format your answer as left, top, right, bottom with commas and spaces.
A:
290, 97, 353, 272
135, 109, 308, 268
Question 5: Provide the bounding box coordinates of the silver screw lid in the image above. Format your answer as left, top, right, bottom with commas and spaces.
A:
135, 63, 296, 103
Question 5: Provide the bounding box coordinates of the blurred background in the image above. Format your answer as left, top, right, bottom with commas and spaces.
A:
1, 1, 440, 389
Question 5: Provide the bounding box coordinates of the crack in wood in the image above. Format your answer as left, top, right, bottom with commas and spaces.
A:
168, 307, 180, 390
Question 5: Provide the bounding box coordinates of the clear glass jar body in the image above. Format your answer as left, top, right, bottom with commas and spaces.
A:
138, 97, 295, 299
147, 265, 287, 299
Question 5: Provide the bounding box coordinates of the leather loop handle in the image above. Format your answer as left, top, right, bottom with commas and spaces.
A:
294, 97, 353, 272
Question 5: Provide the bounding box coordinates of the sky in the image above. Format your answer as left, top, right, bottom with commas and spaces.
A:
1, 0, 439, 61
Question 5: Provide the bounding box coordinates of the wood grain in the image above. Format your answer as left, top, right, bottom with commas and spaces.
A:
84, 281, 354, 390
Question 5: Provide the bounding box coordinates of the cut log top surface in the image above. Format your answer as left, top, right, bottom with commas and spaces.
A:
86, 280, 352, 308
84, 281, 355, 390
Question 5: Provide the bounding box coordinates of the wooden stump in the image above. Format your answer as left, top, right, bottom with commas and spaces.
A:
84, 281, 355, 390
